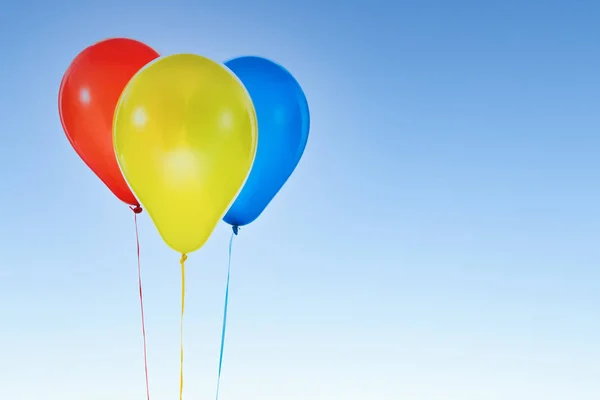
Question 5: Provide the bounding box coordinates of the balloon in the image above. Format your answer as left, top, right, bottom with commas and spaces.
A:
222, 56, 310, 227
58, 38, 159, 206
113, 54, 258, 254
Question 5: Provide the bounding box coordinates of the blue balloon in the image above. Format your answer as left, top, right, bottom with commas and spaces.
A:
223, 56, 310, 227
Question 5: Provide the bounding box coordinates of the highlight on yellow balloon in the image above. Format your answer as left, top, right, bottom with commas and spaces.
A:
113, 53, 258, 254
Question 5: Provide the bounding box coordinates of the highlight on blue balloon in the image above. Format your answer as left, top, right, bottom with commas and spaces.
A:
223, 56, 310, 227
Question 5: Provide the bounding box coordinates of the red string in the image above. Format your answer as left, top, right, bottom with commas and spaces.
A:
131, 205, 150, 400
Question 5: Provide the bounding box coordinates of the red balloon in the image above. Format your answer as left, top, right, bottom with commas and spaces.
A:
58, 38, 160, 206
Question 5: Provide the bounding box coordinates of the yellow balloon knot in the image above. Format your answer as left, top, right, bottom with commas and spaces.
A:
180, 254, 188, 264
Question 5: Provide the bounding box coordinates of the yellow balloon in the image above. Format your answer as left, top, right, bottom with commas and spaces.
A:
113, 54, 257, 254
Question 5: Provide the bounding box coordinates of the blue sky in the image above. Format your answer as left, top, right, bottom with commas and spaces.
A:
1, 0, 600, 399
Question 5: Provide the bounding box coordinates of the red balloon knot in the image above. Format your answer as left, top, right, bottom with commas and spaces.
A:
131, 205, 143, 214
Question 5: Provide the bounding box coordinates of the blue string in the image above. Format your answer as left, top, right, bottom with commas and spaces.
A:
215, 226, 237, 400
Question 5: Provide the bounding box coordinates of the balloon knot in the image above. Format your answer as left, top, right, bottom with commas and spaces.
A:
180, 254, 188, 263
131, 205, 143, 214
232, 225, 239, 235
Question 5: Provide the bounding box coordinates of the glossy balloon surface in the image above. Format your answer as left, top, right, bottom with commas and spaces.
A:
223, 56, 310, 227
59, 38, 159, 205
114, 54, 257, 254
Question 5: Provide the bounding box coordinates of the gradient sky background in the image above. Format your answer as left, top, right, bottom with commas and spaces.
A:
1, 0, 600, 399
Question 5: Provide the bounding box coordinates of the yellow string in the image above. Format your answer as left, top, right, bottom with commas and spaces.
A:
179, 254, 187, 400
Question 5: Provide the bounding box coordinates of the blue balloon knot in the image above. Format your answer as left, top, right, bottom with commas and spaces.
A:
232, 225, 239, 235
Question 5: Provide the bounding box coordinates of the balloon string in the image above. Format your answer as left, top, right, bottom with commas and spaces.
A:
131, 206, 151, 400
179, 253, 188, 400
215, 226, 238, 400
